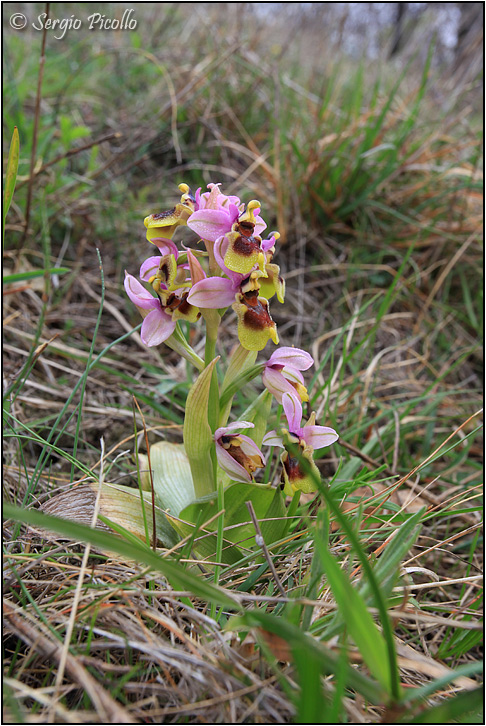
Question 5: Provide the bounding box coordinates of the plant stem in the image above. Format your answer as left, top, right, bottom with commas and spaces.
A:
22, 2, 50, 245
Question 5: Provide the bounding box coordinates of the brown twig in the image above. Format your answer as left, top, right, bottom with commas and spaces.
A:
16, 132, 122, 190
21, 2, 50, 245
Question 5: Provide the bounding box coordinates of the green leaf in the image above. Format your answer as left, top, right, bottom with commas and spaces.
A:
4, 502, 240, 609
3, 126, 19, 244
260, 486, 287, 547
179, 482, 276, 550
3, 267, 70, 283
314, 527, 392, 693
183, 357, 219, 497
137, 441, 195, 517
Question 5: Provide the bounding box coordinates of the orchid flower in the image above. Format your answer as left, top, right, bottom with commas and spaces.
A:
125, 252, 200, 346
124, 273, 177, 346
264, 392, 338, 449
215, 201, 268, 276
144, 183, 197, 243
214, 421, 266, 483
187, 183, 241, 242
140, 240, 194, 294
262, 347, 314, 403
263, 392, 338, 495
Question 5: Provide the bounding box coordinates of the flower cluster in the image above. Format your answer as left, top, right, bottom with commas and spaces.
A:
125, 182, 283, 352
125, 182, 338, 496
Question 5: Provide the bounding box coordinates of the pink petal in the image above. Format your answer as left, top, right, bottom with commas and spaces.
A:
215, 444, 252, 483
187, 250, 206, 285
238, 435, 266, 466
267, 347, 314, 371
262, 368, 298, 404
262, 431, 284, 448
124, 273, 158, 310
254, 214, 267, 236
187, 209, 234, 242
282, 367, 305, 385
261, 234, 277, 253
140, 256, 164, 282
282, 392, 303, 435
301, 425, 339, 450
141, 308, 176, 346
187, 277, 237, 308
215, 421, 254, 439
149, 238, 179, 257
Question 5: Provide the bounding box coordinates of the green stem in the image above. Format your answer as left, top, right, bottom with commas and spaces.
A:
202, 309, 220, 368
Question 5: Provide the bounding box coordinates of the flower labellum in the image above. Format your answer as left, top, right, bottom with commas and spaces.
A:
232, 289, 279, 351
222, 201, 266, 276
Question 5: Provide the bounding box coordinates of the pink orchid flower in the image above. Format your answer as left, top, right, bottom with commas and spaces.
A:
124, 273, 176, 346
188, 183, 267, 242
262, 347, 314, 404
187, 183, 241, 242
214, 421, 266, 483
263, 392, 338, 450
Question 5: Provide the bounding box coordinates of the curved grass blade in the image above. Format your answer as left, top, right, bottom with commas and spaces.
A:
4, 502, 241, 610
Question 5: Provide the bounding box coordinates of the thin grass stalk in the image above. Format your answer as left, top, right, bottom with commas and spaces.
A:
21, 2, 50, 245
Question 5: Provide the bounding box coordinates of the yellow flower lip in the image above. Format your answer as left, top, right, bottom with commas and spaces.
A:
232, 290, 279, 351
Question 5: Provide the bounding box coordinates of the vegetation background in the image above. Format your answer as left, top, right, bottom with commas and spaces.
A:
3, 2, 483, 723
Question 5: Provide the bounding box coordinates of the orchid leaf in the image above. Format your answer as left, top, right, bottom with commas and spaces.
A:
39, 481, 178, 548
137, 441, 195, 517
179, 483, 276, 551
183, 357, 219, 497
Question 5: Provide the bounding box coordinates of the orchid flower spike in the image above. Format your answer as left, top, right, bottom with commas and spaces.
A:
214, 421, 266, 483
